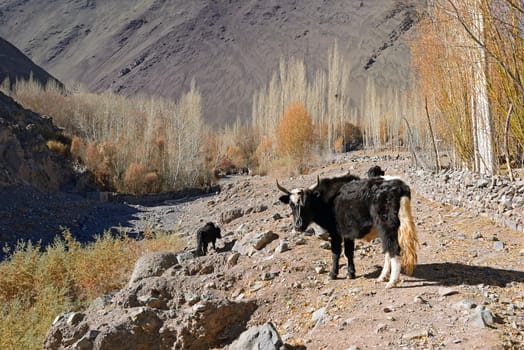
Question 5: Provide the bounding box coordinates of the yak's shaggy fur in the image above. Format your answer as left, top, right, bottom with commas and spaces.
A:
278, 174, 418, 288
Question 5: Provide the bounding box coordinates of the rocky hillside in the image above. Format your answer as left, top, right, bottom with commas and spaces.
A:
0, 0, 422, 125
42, 154, 524, 349
0, 37, 62, 88
0, 91, 91, 191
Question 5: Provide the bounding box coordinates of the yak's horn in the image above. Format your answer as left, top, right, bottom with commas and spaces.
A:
276, 180, 291, 194
309, 175, 321, 190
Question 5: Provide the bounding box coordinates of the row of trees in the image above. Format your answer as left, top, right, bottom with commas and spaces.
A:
1, 41, 433, 194
411, 0, 524, 174
6, 0, 521, 194
2, 78, 209, 193
250, 43, 428, 171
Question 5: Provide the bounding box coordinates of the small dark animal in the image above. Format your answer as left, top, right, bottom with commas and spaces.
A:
367, 165, 385, 178
277, 174, 417, 288
196, 222, 222, 256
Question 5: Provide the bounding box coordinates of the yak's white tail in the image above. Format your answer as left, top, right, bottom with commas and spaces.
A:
398, 196, 418, 275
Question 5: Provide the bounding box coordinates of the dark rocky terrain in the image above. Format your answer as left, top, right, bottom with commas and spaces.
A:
39, 153, 524, 349
0, 37, 63, 88
0, 0, 422, 125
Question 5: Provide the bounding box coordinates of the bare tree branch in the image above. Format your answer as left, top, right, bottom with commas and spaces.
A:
446, 0, 524, 95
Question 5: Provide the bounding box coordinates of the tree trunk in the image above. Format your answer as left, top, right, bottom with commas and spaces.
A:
470, 0, 495, 175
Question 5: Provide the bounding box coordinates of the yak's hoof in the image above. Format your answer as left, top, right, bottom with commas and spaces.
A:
329, 272, 338, 280
377, 275, 388, 282
385, 280, 399, 289
348, 272, 356, 279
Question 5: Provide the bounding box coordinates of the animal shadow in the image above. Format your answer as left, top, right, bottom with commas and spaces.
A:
364, 262, 524, 288
411, 262, 524, 287
217, 240, 236, 253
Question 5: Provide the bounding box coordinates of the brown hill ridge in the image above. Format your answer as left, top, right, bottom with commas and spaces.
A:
0, 0, 421, 125
0, 91, 88, 191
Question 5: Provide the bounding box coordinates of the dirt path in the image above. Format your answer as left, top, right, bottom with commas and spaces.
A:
147, 153, 522, 349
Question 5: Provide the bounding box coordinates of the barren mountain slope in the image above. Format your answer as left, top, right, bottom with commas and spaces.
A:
0, 0, 421, 125
0, 37, 62, 88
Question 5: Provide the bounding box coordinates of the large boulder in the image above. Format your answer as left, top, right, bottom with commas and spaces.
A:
43, 253, 257, 350
229, 322, 286, 350
128, 252, 179, 284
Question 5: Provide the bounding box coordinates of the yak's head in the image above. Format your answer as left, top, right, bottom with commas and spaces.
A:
367, 165, 385, 178
277, 178, 320, 232
205, 222, 222, 239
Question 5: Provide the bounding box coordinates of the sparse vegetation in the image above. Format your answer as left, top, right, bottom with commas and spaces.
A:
46, 139, 68, 156
0, 229, 184, 350
2, 77, 209, 194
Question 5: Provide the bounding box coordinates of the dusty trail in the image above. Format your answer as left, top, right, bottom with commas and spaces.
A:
157, 153, 524, 349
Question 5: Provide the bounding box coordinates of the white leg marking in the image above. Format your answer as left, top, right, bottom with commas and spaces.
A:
386, 256, 401, 289
377, 252, 391, 282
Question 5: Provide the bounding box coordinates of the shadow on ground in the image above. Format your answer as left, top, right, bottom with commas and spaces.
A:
410, 262, 524, 287
364, 262, 524, 288
0, 185, 220, 261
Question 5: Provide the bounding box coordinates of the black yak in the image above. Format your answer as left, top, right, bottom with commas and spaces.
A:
277, 174, 418, 288
196, 222, 222, 256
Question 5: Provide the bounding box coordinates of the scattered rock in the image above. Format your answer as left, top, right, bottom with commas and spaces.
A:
129, 252, 178, 284
253, 230, 278, 250
315, 265, 326, 274
473, 232, 483, 239
312, 307, 326, 323
493, 241, 504, 251
294, 237, 307, 245
232, 230, 278, 255
320, 242, 331, 250
476, 178, 490, 188
402, 329, 428, 340
249, 281, 265, 292
275, 240, 290, 253
375, 323, 387, 334
227, 252, 241, 266
453, 299, 477, 311
176, 251, 194, 265
221, 208, 244, 224
229, 322, 285, 350
467, 306, 496, 328
438, 287, 459, 297
261, 272, 275, 281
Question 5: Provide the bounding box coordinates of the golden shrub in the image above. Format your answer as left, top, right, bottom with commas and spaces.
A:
123, 162, 148, 194
46, 139, 68, 156
275, 102, 313, 162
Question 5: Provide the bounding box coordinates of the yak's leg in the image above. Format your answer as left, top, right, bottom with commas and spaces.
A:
377, 223, 401, 288
343, 239, 356, 279
377, 252, 391, 282
386, 255, 401, 289
329, 234, 342, 279
196, 236, 203, 256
